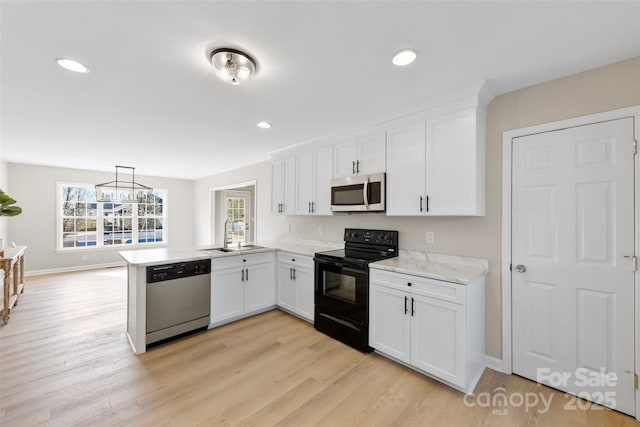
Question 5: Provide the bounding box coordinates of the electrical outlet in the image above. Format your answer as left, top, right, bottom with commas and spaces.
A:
426, 231, 434, 244
318, 226, 324, 235
81, 255, 88, 261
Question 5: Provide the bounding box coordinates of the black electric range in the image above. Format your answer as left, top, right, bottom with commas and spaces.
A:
314, 228, 398, 352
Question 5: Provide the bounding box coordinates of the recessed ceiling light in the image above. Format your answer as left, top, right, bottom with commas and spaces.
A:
257, 121, 272, 129
55, 58, 90, 73
392, 49, 417, 66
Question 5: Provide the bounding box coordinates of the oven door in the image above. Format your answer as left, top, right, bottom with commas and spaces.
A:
330, 173, 385, 212
314, 258, 369, 324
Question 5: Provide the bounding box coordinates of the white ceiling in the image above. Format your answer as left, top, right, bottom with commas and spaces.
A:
1, 1, 639, 180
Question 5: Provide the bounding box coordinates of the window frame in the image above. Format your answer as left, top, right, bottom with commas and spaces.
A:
56, 181, 169, 252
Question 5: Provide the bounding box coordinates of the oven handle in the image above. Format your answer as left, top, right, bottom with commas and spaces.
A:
316, 260, 366, 273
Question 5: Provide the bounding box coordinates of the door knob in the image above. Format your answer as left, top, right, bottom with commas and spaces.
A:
515, 264, 527, 273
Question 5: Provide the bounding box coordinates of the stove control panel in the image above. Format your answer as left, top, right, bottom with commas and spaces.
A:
344, 228, 398, 248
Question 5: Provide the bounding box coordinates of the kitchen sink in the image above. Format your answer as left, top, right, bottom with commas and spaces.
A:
200, 245, 265, 253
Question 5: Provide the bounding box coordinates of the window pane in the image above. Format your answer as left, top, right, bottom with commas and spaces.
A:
63, 202, 75, 216
63, 232, 77, 248
63, 218, 75, 232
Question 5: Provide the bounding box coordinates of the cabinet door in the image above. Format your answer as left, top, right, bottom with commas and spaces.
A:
211, 268, 244, 323
386, 121, 426, 215
357, 131, 386, 175
271, 160, 284, 215
313, 146, 333, 215
282, 157, 296, 215
333, 141, 358, 178
277, 264, 295, 311
294, 266, 314, 322
369, 284, 410, 363
411, 294, 465, 388
426, 108, 480, 215
295, 152, 314, 215
244, 262, 275, 313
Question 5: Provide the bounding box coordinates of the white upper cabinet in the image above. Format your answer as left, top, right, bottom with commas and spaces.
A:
387, 106, 486, 216
295, 146, 333, 215
386, 121, 426, 215
272, 157, 296, 215
333, 131, 386, 178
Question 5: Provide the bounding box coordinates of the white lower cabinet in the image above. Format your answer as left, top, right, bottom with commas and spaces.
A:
210, 252, 276, 326
277, 252, 314, 322
369, 268, 485, 394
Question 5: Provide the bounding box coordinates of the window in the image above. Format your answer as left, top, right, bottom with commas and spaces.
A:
225, 192, 249, 245
58, 183, 166, 250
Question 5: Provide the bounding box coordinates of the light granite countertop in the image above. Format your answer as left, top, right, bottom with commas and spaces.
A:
370, 250, 488, 285
120, 239, 342, 266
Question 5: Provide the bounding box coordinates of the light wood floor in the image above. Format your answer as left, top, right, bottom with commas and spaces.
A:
0, 268, 638, 427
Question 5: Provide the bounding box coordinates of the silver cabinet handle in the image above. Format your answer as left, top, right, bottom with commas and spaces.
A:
411, 297, 415, 316
356, 160, 360, 174
419, 196, 423, 212
515, 264, 527, 273
352, 161, 356, 175
426, 195, 430, 212
289, 267, 293, 280
245, 268, 248, 281
241, 268, 245, 282
293, 268, 297, 280
404, 295, 408, 314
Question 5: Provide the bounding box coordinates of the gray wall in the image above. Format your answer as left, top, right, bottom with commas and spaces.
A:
193, 56, 640, 361
7, 163, 195, 272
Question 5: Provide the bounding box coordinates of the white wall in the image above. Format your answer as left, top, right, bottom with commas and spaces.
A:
195, 161, 288, 247
7, 163, 195, 273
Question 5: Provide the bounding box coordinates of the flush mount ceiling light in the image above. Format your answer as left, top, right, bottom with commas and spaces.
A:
392, 49, 417, 66
210, 48, 256, 85
55, 58, 89, 73
256, 121, 272, 129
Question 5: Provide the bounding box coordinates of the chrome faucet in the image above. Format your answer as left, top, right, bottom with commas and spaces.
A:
223, 218, 231, 249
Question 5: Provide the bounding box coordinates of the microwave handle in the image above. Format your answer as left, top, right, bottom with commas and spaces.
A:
363, 178, 369, 209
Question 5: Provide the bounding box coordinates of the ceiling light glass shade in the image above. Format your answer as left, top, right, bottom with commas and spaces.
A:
256, 121, 272, 129
56, 58, 89, 73
210, 48, 256, 85
392, 49, 417, 66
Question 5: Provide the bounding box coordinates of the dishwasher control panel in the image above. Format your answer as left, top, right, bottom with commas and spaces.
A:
146, 259, 211, 283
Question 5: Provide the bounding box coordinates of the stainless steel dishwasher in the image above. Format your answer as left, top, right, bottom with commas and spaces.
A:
146, 259, 211, 345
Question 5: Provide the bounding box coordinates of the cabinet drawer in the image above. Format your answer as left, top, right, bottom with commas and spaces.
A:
370, 268, 465, 305
211, 251, 275, 270
277, 251, 313, 269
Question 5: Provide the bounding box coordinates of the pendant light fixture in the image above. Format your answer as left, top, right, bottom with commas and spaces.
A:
95, 165, 153, 203
209, 48, 257, 85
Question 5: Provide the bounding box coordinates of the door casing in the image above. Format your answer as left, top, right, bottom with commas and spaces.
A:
501, 106, 640, 419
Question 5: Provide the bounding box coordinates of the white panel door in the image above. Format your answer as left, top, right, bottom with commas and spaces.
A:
411, 294, 465, 388
369, 284, 410, 363
357, 131, 386, 175
512, 118, 635, 415
386, 121, 426, 215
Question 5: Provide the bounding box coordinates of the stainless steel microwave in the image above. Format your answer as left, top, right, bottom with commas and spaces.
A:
330, 173, 385, 212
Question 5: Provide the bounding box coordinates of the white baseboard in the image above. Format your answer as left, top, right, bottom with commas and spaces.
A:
26, 262, 126, 277
484, 355, 504, 373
